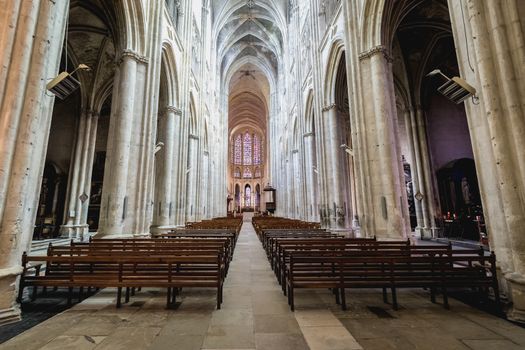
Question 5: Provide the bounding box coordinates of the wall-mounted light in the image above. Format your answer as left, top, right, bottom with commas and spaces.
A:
426, 69, 478, 104
46, 64, 90, 100
340, 144, 354, 156
154, 142, 164, 154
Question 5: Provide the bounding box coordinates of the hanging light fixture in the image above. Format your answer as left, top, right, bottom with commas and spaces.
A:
426, 69, 477, 104
46, 64, 90, 100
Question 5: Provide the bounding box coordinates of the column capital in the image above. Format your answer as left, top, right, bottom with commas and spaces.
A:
166, 106, 182, 115
358, 45, 393, 63
87, 109, 100, 118
119, 49, 149, 64
322, 103, 337, 112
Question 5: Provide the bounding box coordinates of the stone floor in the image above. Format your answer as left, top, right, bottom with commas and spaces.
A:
2, 217, 524, 350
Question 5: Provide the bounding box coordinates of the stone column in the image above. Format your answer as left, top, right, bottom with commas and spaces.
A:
97, 52, 140, 238
459, 0, 525, 321
322, 105, 349, 230
169, 109, 182, 226
402, 108, 426, 236
415, 107, 438, 236
292, 150, 301, 219
200, 151, 210, 218
0, 0, 68, 325
358, 47, 409, 238
303, 133, 318, 221
151, 106, 178, 232
61, 110, 99, 240
185, 135, 198, 222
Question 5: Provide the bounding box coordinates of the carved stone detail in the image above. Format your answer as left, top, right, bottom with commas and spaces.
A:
358, 45, 393, 63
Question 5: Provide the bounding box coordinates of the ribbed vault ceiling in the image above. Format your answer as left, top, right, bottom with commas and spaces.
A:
215, 0, 285, 137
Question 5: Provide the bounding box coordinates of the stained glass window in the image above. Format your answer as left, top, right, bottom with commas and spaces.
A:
243, 167, 252, 178
245, 186, 251, 207
243, 132, 252, 165
254, 167, 261, 178
234, 167, 241, 178
253, 134, 261, 165
234, 134, 242, 165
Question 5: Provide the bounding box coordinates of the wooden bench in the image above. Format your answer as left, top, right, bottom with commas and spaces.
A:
19, 253, 225, 309
285, 250, 499, 311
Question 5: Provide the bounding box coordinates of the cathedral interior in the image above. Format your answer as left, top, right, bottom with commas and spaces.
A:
1, 0, 525, 348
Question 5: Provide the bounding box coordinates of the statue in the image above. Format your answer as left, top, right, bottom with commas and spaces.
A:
461, 177, 471, 205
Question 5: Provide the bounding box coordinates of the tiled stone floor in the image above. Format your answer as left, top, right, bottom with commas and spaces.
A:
2, 217, 524, 350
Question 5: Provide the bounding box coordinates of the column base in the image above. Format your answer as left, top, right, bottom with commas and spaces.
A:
59, 224, 89, 241
0, 267, 23, 326
505, 273, 525, 323
0, 306, 21, 326
416, 226, 433, 240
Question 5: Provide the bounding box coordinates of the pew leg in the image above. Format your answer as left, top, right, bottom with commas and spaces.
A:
172, 289, 177, 304
116, 287, 122, 308
167, 288, 172, 308
442, 287, 449, 309
391, 287, 398, 310
42, 286, 47, 296
78, 287, 84, 302
430, 287, 436, 303
290, 286, 295, 312
340, 288, 347, 311
31, 286, 37, 301
334, 288, 340, 305
16, 283, 24, 303
67, 287, 73, 306
125, 287, 130, 304
382, 288, 388, 303
131, 287, 135, 296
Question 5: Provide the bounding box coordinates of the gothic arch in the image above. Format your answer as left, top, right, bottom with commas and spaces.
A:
189, 93, 198, 136
324, 40, 346, 106
118, 0, 147, 55
304, 90, 315, 134
160, 43, 180, 108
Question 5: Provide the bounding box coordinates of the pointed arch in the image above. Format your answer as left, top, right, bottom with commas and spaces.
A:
324, 40, 346, 106
160, 42, 180, 108
188, 93, 198, 135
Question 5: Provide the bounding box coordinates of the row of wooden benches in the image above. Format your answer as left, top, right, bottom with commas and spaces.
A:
253, 219, 499, 312
19, 227, 240, 309
252, 216, 321, 240
186, 217, 243, 235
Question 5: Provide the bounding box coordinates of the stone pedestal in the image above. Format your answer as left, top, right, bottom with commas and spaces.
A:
507, 275, 525, 323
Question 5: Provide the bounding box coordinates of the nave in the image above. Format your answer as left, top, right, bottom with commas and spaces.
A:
3, 214, 524, 350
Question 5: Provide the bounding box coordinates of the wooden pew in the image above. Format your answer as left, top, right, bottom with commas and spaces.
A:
19, 254, 224, 309
284, 249, 498, 311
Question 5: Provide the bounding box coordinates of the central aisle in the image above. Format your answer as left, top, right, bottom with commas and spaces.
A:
196, 214, 363, 350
